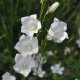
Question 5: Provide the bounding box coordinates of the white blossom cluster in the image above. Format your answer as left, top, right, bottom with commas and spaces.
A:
2, 1, 70, 80
13, 14, 42, 77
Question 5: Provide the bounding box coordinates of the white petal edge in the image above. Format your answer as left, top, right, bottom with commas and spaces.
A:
15, 54, 21, 63
39, 71, 46, 78
58, 67, 64, 75
21, 16, 29, 23
20, 69, 31, 77
21, 26, 27, 33
30, 14, 37, 19
19, 34, 26, 41
10, 76, 16, 80
54, 18, 59, 22
38, 21, 42, 29
55, 32, 68, 43
60, 21, 67, 31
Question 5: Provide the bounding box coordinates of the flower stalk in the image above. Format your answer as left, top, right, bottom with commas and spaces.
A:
22, 75, 25, 80
39, 0, 47, 21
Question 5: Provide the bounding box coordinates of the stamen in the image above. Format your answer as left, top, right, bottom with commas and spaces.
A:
29, 26, 37, 31
27, 46, 32, 51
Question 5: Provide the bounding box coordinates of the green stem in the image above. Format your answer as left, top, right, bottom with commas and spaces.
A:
22, 75, 25, 80
42, 12, 48, 24
39, 4, 43, 20
39, 0, 48, 53
39, 35, 47, 52
53, 74, 57, 80
39, 0, 47, 21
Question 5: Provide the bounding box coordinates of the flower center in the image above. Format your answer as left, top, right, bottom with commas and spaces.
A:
29, 25, 37, 31
27, 46, 32, 51
54, 29, 60, 33
23, 63, 27, 69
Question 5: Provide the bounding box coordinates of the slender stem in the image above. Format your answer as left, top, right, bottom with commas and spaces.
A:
39, 0, 47, 21
42, 12, 48, 24
53, 74, 57, 80
22, 75, 25, 80
39, 4, 43, 20
39, 0, 48, 52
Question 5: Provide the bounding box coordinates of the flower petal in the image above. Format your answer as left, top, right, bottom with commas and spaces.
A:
20, 69, 31, 77
54, 18, 59, 22
30, 14, 37, 19
19, 34, 26, 41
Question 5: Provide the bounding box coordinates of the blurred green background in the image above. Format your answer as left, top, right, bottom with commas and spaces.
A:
0, 0, 80, 80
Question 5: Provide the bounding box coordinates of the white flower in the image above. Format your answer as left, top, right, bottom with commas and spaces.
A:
15, 35, 38, 57
33, 68, 46, 78
47, 18, 68, 43
50, 64, 64, 75
13, 54, 36, 77
38, 70, 46, 78
21, 14, 41, 37
47, 2, 59, 13
19, 34, 26, 40
76, 39, 80, 48
33, 54, 46, 78
46, 51, 53, 56
2, 72, 16, 80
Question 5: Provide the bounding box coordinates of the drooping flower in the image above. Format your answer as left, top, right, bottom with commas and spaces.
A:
47, 2, 59, 13
21, 14, 42, 37
13, 54, 36, 77
33, 54, 46, 78
76, 39, 80, 48
50, 64, 64, 75
2, 72, 16, 80
15, 35, 38, 57
33, 67, 46, 78
47, 18, 68, 43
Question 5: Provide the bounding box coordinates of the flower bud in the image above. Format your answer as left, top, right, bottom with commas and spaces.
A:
48, 2, 59, 13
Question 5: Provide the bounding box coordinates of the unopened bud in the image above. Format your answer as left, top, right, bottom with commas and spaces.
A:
48, 2, 59, 13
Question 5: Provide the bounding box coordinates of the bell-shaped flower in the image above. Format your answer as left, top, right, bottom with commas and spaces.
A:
21, 14, 42, 37
50, 64, 64, 75
2, 72, 16, 80
47, 18, 68, 43
13, 54, 36, 77
15, 35, 38, 57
